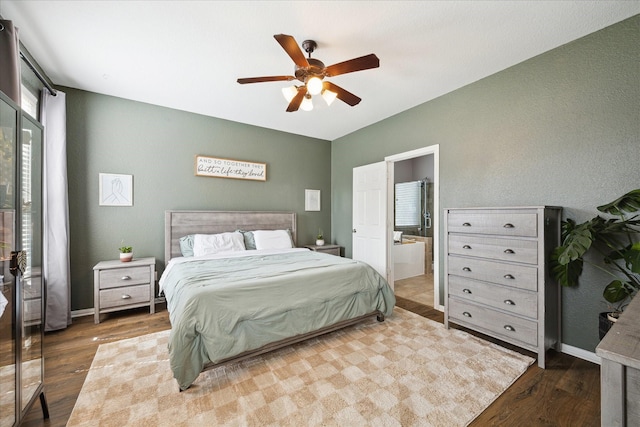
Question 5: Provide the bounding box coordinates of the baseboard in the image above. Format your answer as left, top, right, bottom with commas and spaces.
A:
71, 308, 94, 318
560, 343, 601, 365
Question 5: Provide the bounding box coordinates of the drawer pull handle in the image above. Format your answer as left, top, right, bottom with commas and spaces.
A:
121, 294, 132, 300
462, 222, 471, 227
503, 223, 515, 228
504, 274, 515, 280
121, 275, 131, 280
504, 325, 515, 332
462, 267, 472, 272
462, 311, 472, 318
504, 299, 515, 305
503, 249, 515, 254
463, 245, 472, 250
463, 288, 472, 294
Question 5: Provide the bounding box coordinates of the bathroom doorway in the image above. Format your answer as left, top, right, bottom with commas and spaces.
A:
387, 147, 439, 309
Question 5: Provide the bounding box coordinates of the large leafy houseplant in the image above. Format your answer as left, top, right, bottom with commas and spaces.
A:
551, 189, 640, 316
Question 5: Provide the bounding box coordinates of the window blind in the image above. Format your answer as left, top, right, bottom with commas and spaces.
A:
395, 181, 421, 227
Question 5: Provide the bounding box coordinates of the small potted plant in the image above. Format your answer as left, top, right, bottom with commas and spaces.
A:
316, 229, 325, 246
551, 189, 640, 338
119, 242, 133, 262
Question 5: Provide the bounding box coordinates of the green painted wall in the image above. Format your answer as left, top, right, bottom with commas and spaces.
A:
331, 16, 640, 352
65, 89, 331, 310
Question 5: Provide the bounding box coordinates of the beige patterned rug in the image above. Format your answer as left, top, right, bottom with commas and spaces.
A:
67, 308, 533, 426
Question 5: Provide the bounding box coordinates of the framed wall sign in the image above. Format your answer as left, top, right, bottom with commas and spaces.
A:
99, 173, 133, 206
195, 155, 267, 181
305, 189, 321, 211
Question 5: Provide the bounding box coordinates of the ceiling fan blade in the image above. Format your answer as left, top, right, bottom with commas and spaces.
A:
324, 54, 380, 77
323, 82, 361, 106
286, 86, 307, 112
274, 34, 309, 68
237, 76, 295, 84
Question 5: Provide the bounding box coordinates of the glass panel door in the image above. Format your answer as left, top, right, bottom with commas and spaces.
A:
0, 94, 17, 427
19, 113, 43, 411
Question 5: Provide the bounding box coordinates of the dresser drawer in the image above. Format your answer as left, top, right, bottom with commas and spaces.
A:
448, 234, 538, 264
449, 297, 537, 347
99, 284, 151, 309
448, 276, 537, 318
99, 266, 151, 289
447, 256, 538, 291
447, 212, 538, 237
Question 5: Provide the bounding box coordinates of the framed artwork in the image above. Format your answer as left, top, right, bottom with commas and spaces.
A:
195, 155, 267, 181
305, 189, 321, 211
99, 173, 133, 206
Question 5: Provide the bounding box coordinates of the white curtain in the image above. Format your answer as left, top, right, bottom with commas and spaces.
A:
41, 90, 71, 331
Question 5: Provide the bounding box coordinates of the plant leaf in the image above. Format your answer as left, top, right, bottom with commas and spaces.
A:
603, 280, 633, 303
597, 189, 640, 216
556, 221, 593, 264
551, 246, 583, 287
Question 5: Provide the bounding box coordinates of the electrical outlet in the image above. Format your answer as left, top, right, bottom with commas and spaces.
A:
154, 271, 158, 281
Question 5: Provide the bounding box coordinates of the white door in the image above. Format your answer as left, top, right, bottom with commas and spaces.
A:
352, 162, 388, 279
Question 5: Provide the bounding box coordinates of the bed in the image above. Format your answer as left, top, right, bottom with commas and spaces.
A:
160, 210, 396, 391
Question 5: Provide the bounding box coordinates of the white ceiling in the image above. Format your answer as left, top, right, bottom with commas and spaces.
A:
1, 1, 638, 141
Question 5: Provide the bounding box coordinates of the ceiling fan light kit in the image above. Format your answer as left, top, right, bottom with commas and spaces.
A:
237, 34, 379, 112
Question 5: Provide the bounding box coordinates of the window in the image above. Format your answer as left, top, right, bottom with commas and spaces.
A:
395, 181, 421, 227
21, 84, 38, 119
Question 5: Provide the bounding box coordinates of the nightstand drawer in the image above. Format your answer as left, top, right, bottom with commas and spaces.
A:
447, 256, 538, 291
99, 266, 151, 289
304, 244, 342, 256
448, 234, 538, 264
449, 297, 538, 347
447, 212, 538, 237
448, 275, 537, 318
99, 284, 151, 309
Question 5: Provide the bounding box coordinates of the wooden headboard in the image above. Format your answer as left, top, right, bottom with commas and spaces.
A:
164, 210, 297, 263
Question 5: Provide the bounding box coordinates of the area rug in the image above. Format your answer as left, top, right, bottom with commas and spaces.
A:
67, 308, 533, 426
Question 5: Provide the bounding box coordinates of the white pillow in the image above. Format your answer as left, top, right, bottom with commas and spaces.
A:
253, 230, 294, 250
193, 232, 246, 256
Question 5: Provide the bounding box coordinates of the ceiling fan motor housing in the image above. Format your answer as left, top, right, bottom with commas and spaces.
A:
295, 58, 325, 83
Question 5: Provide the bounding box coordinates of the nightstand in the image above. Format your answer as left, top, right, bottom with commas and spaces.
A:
93, 257, 156, 324
304, 244, 342, 256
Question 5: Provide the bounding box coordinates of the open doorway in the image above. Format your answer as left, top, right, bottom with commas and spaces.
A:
386, 145, 441, 311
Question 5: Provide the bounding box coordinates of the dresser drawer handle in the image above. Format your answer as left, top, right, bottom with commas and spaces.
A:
121, 275, 132, 280
462, 311, 472, 318
503, 223, 515, 228
503, 249, 515, 254
121, 294, 132, 300
463, 288, 472, 294
462, 267, 472, 272
504, 299, 515, 305
462, 245, 472, 250
462, 222, 471, 227
504, 325, 515, 332
504, 274, 515, 280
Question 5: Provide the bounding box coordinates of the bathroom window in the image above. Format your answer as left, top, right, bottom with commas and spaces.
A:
395, 181, 421, 227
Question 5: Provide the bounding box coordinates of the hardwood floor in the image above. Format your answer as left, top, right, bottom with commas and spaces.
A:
23, 299, 601, 426
394, 273, 434, 307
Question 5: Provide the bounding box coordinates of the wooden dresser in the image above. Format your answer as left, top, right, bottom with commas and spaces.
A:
444, 206, 562, 368
596, 295, 640, 427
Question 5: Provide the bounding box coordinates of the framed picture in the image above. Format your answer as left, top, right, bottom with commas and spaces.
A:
195, 155, 267, 181
99, 173, 133, 206
305, 189, 321, 211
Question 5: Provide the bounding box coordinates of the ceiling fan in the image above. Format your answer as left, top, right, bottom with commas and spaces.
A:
237, 34, 380, 112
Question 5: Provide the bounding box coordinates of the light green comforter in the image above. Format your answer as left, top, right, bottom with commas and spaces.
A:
161, 249, 395, 390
